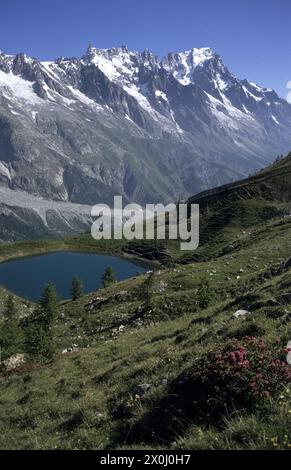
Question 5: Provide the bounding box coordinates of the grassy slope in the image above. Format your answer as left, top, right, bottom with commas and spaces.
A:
0, 155, 291, 450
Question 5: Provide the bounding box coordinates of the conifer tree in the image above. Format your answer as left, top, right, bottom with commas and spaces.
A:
24, 283, 58, 361
0, 316, 23, 361
4, 294, 17, 318
197, 277, 213, 309
102, 266, 116, 288
141, 271, 155, 314
71, 276, 83, 300
39, 283, 58, 326
0, 294, 24, 360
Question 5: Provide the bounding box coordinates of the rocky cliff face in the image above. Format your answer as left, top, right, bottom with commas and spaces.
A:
0, 45, 290, 210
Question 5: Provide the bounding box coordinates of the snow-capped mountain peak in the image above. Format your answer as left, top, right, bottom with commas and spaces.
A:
162, 47, 216, 85
84, 45, 139, 82
83, 44, 160, 85
0, 44, 291, 211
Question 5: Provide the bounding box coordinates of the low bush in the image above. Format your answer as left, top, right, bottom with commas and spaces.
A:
173, 337, 291, 421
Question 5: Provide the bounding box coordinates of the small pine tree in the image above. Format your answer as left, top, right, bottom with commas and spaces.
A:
24, 283, 58, 362
71, 276, 83, 300
4, 294, 17, 318
102, 266, 116, 288
0, 317, 23, 361
141, 271, 155, 313
39, 283, 58, 326
24, 310, 55, 361
197, 277, 213, 309
0, 294, 23, 360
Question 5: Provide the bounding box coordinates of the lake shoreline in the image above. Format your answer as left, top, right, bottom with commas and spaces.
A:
0, 250, 150, 301
0, 247, 154, 269
0, 236, 161, 267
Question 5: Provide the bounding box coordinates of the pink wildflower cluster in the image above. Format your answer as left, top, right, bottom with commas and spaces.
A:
205, 336, 291, 404
228, 346, 250, 369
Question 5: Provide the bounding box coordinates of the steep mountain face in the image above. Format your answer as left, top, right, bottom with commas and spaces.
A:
0, 45, 291, 210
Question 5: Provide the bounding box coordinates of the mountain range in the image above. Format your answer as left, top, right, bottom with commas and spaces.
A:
0, 45, 291, 239
1, 152, 291, 449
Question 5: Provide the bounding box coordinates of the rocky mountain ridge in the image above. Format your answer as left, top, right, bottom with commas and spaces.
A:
0, 45, 290, 207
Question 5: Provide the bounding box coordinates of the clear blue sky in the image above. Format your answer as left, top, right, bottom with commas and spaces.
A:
1, 0, 290, 98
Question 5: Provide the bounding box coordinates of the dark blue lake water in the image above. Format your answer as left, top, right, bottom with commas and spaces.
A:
0, 251, 148, 301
